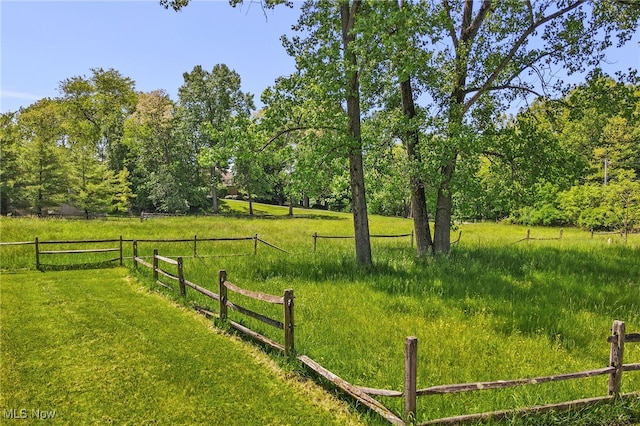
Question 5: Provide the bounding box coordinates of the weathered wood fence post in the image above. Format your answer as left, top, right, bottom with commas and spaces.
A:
133, 240, 138, 270
219, 270, 228, 321
608, 320, 626, 396
405, 336, 418, 424
119, 235, 123, 266
411, 231, 414, 249
559, 229, 563, 240
193, 235, 197, 257
177, 257, 186, 297
153, 249, 159, 281
313, 232, 318, 253
283, 289, 295, 357
253, 234, 258, 255
35, 237, 40, 270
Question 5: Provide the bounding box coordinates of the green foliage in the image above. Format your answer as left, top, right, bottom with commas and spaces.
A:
558, 173, 640, 231
177, 63, 255, 213
0, 112, 23, 214
58, 67, 137, 171
111, 168, 134, 214
16, 99, 69, 215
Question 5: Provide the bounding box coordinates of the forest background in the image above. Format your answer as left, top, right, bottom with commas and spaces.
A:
1, 0, 639, 265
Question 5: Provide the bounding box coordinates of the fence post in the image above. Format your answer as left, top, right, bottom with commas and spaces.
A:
313, 232, 317, 253
559, 229, 563, 240
608, 320, 626, 396
193, 235, 197, 257
253, 234, 258, 255
133, 240, 138, 270
411, 230, 414, 249
177, 257, 186, 297
283, 289, 295, 357
35, 237, 40, 270
526, 229, 531, 240
219, 270, 228, 321
405, 336, 418, 424
119, 235, 123, 266
153, 249, 159, 281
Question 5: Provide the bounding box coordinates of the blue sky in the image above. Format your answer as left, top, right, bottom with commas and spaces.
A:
1, 0, 300, 113
1, 1, 639, 115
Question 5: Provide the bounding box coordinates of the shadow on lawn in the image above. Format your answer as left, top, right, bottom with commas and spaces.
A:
242, 244, 640, 352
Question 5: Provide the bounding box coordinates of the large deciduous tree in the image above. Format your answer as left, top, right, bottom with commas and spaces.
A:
59, 68, 137, 172
162, 0, 374, 266
177, 64, 255, 213
411, 0, 640, 253
265, 0, 373, 265
124, 90, 194, 213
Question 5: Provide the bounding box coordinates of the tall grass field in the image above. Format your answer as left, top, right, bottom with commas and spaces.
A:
1, 200, 639, 425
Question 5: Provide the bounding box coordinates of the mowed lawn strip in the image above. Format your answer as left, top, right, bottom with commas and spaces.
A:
0, 268, 362, 426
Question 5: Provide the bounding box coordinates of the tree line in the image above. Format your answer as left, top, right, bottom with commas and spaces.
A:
2, 0, 639, 266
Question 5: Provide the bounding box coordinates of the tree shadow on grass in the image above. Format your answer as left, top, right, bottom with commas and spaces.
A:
238, 244, 640, 353
38, 260, 121, 271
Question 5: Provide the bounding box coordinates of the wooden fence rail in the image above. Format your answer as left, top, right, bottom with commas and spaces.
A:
311, 231, 463, 253
131, 234, 283, 257
132, 247, 295, 356
514, 228, 563, 244
296, 321, 639, 425
312, 231, 415, 253
34, 237, 123, 270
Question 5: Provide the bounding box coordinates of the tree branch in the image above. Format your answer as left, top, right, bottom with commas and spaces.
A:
525, 0, 534, 26
467, 84, 545, 98
466, 1, 493, 43
463, 0, 588, 113
259, 125, 344, 152
442, 0, 459, 49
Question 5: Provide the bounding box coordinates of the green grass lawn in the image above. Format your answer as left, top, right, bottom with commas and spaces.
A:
1, 202, 639, 425
0, 268, 362, 425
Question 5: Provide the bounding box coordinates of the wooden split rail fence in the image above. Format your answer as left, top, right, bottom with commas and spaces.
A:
133, 235, 258, 257
312, 231, 462, 253
514, 228, 563, 244
33, 237, 124, 270
0, 234, 287, 270
312, 232, 415, 253
132, 245, 294, 356
304, 320, 638, 426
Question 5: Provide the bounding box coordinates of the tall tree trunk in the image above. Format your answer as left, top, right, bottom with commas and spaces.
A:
400, 77, 432, 257
341, 0, 372, 266
433, 103, 463, 255
433, 162, 454, 254
349, 151, 371, 265
211, 166, 219, 214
